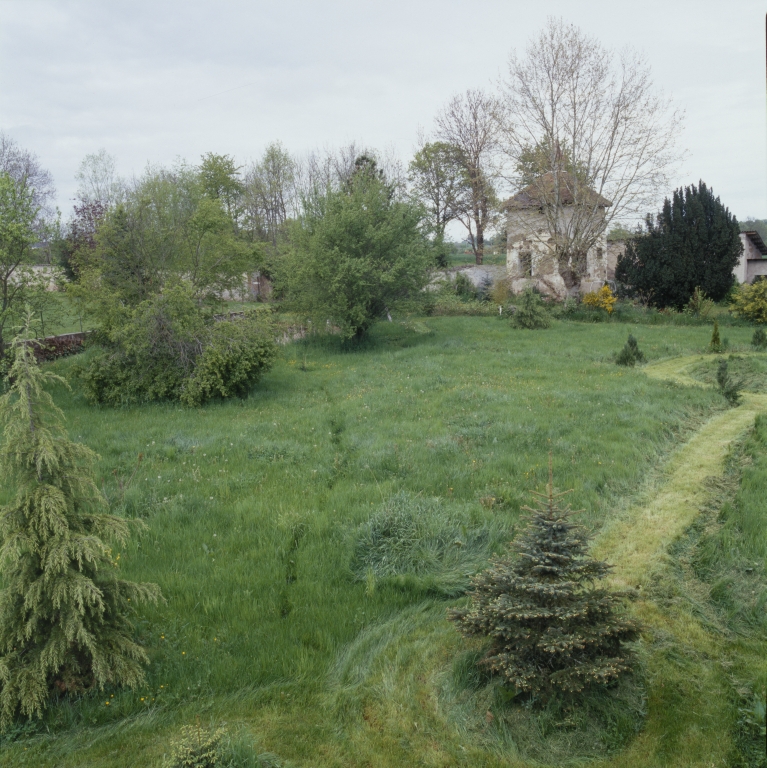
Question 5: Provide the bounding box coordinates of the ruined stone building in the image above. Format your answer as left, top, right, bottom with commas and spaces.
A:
503, 175, 614, 298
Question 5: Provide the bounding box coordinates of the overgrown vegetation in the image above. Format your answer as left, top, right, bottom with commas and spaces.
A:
0, 318, 759, 767
352, 491, 505, 597
77, 288, 277, 406
0, 324, 161, 729
715, 359, 743, 406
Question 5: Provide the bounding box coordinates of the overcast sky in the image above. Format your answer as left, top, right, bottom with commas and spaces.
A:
1, 0, 766, 228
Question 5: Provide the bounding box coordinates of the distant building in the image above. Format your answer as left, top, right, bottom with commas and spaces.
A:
503, 173, 611, 298
734, 231, 767, 284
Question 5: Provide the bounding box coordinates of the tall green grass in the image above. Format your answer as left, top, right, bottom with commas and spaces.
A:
0, 317, 754, 766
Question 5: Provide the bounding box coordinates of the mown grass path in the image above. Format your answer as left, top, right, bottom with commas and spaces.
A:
595, 356, 767, 590
591, 355, 767, 768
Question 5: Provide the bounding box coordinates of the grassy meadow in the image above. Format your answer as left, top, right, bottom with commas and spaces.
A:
1, 316, 765, 766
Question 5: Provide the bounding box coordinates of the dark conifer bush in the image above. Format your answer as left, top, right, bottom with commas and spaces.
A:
511, 288, 552, 329
0, 324, 162, 729
615, 181, 741, 308
716, 359, 742, 406
709, 319, 722, 353
615, 334, 646, 367
752, 327, 767, 351
450, 461, 639, 700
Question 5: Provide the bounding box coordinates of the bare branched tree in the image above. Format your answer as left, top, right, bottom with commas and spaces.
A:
243, 143, 297, 245
497, 18, 683, 286
75, 149, 123, 208
435, 90, 500, 265
0, 132, 56, 219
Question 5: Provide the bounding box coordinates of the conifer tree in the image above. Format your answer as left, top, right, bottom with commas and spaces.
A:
0, 322, 162, 729
450, 459, 639, 699
511, 287, 552, 329
709, 319, 722, 353
615, 334, 645, 367
616, 181, 741, 308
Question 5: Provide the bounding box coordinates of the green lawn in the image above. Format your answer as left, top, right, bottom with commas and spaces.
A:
0, 317, 764, 766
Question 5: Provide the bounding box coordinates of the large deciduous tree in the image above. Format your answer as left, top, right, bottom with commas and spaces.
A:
434, 90, 500, 265
408, 140, 467, 266
286, 156, 431, 338
615, 182, 742, 308
497, 18, 682, 288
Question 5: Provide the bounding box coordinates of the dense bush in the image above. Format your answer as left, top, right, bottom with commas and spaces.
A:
616, 182, 741, 308
511, 288, 552, 329
752, 327, 767, 350
79, 287, 277, 406
731, 279, 767, 324
450, 466, 639, 700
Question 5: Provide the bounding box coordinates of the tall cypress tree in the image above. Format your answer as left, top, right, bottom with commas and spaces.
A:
450, 460, 639, 699
0, 324, 162, 728
616, 181, 742, 308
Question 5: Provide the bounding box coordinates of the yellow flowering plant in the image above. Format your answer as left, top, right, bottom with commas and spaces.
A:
582, 284, 617, 314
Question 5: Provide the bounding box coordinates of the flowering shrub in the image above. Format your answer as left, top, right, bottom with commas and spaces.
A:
730, 279, 767, 324
582, 285, 617, 314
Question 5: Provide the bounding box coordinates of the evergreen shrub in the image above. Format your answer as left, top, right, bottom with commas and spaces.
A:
615, 181, 741, 308
716, 359, 742, 406
709, 319, 723, 353
615, 334, 645, 367
511, 288, 552, 329
450, 463, 639, 700
0, 324, 162, 729
752, 327, 767, 350
454, 271, 476, 301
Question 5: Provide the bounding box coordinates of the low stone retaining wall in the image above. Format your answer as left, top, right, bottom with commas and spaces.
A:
27, 332, 90, 361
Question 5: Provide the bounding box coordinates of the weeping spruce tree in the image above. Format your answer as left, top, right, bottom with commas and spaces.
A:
0, 324, 162, 728
451, 460, 639, 699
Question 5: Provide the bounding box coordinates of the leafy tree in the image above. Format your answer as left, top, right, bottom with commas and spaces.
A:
450, 461, 639, 699
408, 141, 467, 266
79, 163, 257, 312
616, 182, 742, 308
0, 323, 162, 728
199, 153, 244, 231
0, 172, 47, 356
286, 158, 432, 338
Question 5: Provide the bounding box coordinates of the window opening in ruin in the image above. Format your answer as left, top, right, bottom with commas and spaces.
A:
520, 250, 532, 277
